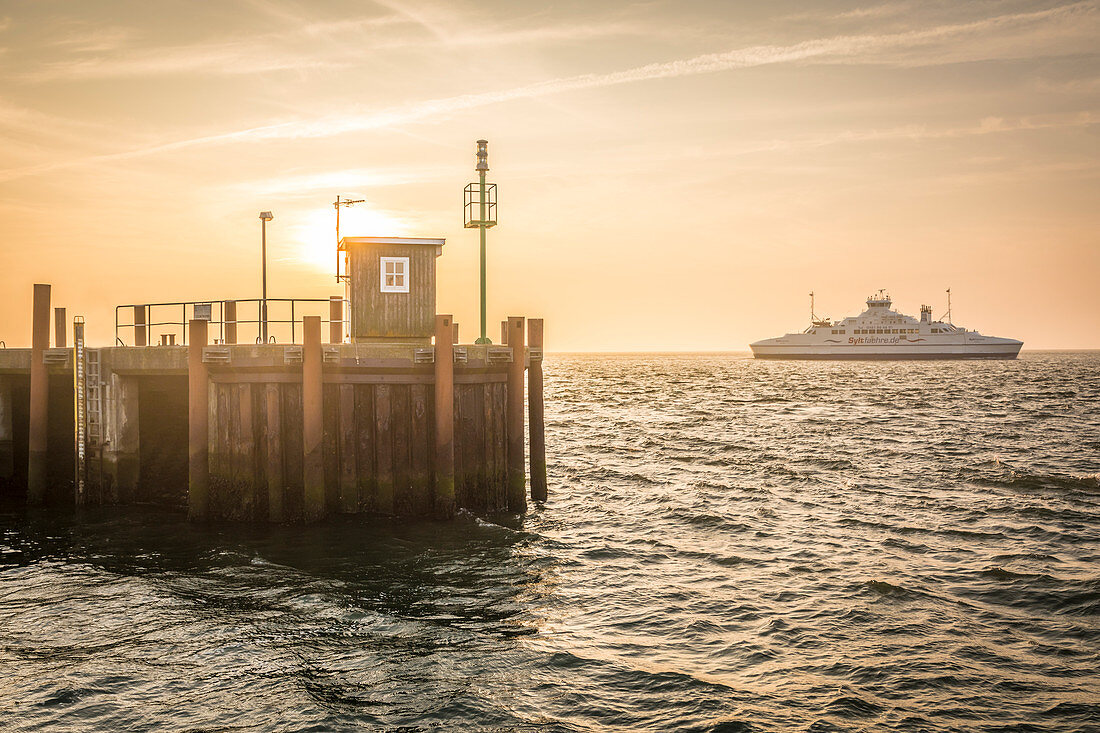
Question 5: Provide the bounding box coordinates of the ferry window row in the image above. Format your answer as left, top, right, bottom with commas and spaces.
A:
854, 328, 920, 334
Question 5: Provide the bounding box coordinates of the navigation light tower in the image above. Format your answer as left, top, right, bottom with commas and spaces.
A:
464, 139, 497, 344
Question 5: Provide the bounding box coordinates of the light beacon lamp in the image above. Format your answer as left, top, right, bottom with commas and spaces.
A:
259, 211, 274, 343
464, 139, 497, 344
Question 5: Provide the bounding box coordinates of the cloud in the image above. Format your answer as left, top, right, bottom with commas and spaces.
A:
0, 98, 122, 148
1, 1, 1095, 183
48, 25, 134, 53
508, 111, 1100, 180
222, 165, 453, 198
18, 7, 654, 83
22, 39, 351, 81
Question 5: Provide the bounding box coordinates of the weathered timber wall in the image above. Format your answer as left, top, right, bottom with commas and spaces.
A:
137, 376, 188, 507
0, 337, 540, 522
454, 382, 508, 513
204, 379, 510, 520
348, 242, 438, 342
0, 373, 73, 502
0, 375, 29, 497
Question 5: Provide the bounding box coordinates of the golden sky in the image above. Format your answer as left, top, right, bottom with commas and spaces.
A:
1, 0, 1098, 350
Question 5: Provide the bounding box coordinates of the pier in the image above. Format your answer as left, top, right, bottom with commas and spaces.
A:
0, 234, 547, 522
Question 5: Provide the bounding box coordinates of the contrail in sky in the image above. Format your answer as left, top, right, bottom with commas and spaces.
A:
0, 2, 1091, 183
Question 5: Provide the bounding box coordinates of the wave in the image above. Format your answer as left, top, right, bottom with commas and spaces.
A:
980, 566, 1057, 582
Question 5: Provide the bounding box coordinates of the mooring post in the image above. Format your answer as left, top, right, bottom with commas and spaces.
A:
188, 319, 209, 520
528, 319, 547, 503
452, 322, 459, 344
134, 305, 147, 347
329, 296, 343, 344
224, 300, 237, 345
54, 307, 66, 348
506, 316, 526, 513
434, 315, 455, 517
28, 283, 51, 503
500, 320, 508, 345
302, 315, 325, 522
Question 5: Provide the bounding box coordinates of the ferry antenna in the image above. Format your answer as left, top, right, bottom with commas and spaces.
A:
940, 287, 953, 324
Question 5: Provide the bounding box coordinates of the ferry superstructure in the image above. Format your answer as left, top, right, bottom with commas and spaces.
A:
749, 291, 1023, 360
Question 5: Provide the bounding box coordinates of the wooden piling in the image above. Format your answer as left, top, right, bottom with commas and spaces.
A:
0, 376, 13, 485
224, 300, 237, 344
302, 316, 325, 522
282, 385, 304, 521
528, 318, 547, 503
374, 384, 394, 514
506, 316, 526, 513
410, 384, 431, 514
264, 383, 283, 522
54, 308, 66, 348
134, 305, 147, 347
392, 386, 411, 512
484, 380, 499, 509
188, 319, 209, 520
500, 320, 508, 345
329, 296, 343, 344
28, 283, 50, 503
322, 383, 339, 514
354, 385, 375, 512
452, 322, 459, 344
235, 383, 255, 518
338, 384, 356, 513
434, 314, 455, 517
210, 383, 227, 513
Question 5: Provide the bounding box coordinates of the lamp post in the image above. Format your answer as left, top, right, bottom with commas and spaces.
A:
259, 211, 273, 343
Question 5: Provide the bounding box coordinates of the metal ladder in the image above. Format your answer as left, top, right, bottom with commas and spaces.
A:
86, 347, 103, 448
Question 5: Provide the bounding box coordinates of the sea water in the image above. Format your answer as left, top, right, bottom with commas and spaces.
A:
2, 352, 1098, 731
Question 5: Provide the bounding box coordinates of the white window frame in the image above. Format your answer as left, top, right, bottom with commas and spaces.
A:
379, 256, 410, 293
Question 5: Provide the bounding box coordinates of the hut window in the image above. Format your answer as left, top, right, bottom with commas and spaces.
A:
380, 257, 410, 293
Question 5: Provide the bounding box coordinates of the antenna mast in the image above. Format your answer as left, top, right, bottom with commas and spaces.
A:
809, 291, 815, 324
334, 195, 365, 282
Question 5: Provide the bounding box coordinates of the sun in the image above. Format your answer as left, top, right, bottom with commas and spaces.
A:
292, 204, 408, 272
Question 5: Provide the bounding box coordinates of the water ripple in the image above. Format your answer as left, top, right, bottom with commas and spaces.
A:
1, 351, 1099, 730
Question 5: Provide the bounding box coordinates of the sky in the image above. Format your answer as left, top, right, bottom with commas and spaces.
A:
0, 0, 1098, 350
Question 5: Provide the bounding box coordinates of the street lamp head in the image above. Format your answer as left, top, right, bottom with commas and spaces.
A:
259, 211, 274, 221
475, 139, 489, 172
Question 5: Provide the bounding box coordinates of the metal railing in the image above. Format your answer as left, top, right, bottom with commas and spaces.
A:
115, 298, 345, 346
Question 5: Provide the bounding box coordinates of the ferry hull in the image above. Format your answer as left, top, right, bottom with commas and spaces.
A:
750, 343, 1022, 360
751, 351, 1020, 360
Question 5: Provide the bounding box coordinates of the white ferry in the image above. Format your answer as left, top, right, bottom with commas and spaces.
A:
750, 290, 1022, 360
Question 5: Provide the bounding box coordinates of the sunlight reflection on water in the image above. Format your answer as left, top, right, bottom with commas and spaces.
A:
2, 351, 1098, 731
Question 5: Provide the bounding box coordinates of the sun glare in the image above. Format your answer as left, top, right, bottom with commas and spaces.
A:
292, 205, 408, 271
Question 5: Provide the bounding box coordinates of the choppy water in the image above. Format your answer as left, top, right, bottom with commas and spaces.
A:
3, 352, 1099, 732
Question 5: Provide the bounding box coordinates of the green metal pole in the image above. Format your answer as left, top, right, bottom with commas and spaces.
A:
476, 169, 490, 344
